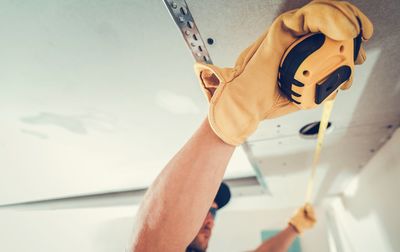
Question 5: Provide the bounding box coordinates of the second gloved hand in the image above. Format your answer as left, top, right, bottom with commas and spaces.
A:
289, 203, 317, 234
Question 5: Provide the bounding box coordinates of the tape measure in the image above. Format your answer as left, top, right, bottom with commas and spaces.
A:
278, 33, 362, 202
305, 99, 335, 203
278, 33, 361, 110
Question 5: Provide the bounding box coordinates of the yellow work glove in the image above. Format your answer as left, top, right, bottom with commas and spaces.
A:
194, 0, 373, 145
289, 203, 316, 234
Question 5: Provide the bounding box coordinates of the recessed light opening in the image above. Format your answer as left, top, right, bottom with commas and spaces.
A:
299, 121, 333, 139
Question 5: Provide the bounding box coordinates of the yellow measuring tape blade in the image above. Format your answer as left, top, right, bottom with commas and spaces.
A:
305, 99, 335, 203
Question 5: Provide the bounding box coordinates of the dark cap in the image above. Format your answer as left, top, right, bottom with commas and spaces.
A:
214, 182, 231, 209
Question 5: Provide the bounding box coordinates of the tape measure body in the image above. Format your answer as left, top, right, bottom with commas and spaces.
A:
278, 33, 361, 109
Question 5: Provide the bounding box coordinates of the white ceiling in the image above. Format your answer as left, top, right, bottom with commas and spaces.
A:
0, 0, 254, 205
1, 0, 399, 209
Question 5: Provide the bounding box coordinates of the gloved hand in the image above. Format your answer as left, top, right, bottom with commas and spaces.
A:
194, 0, 373, 145
289, 203, 316, 234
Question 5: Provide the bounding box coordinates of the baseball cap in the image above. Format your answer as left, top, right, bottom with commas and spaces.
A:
214, 182, 231, 209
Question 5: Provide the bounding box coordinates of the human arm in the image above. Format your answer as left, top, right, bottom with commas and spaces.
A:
130, 118, 235, 252
130, 2, 370, 251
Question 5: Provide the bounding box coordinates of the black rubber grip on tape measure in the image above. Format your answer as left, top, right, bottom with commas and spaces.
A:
353, 17, 363, 61
278, 33, 325, 104
353, 33, 362, 61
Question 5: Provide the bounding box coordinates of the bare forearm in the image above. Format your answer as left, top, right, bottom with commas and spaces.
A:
131, 118, 235, 252
254, 225, 298, 252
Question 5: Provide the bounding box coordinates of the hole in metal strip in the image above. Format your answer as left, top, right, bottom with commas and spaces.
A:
180, 7, 187, 15
171, 1, 177, 9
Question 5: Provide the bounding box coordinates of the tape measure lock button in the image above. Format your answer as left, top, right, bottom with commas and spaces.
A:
315, 66, 352, 104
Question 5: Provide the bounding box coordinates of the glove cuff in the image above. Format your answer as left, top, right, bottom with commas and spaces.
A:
288, 220, 302, 234
194, 63, 226, 101
195, 63, 252, 145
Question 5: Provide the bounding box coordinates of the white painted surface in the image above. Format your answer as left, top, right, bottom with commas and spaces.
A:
0, 0, 255, 205
209, 204, 329, 252
0, 207, 136, 252
328, 128, 400, 252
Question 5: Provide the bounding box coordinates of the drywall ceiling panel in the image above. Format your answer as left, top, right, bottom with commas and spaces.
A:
249, 123, 393, 208
187, 0, 283, 66
0, 0, 255, 205
188, 0, 400, 205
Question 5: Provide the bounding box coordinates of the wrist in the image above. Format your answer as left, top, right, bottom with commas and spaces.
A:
287, 224, 300, 235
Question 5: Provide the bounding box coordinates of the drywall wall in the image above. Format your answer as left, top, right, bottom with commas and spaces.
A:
0, 207, 136, 252
328, 128, 400, 252
208, 204, 329, 252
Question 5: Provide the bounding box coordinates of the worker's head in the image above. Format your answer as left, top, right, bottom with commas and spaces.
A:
186, 182, 231, 252
186, 202, 218, 252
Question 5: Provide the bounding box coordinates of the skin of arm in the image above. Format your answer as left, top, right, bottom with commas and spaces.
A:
253, 225, 298, 252
130, 118, 235, 252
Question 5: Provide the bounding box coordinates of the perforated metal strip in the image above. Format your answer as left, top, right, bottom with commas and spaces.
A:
162, 0, 213, 64
162, 0, 270, 191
